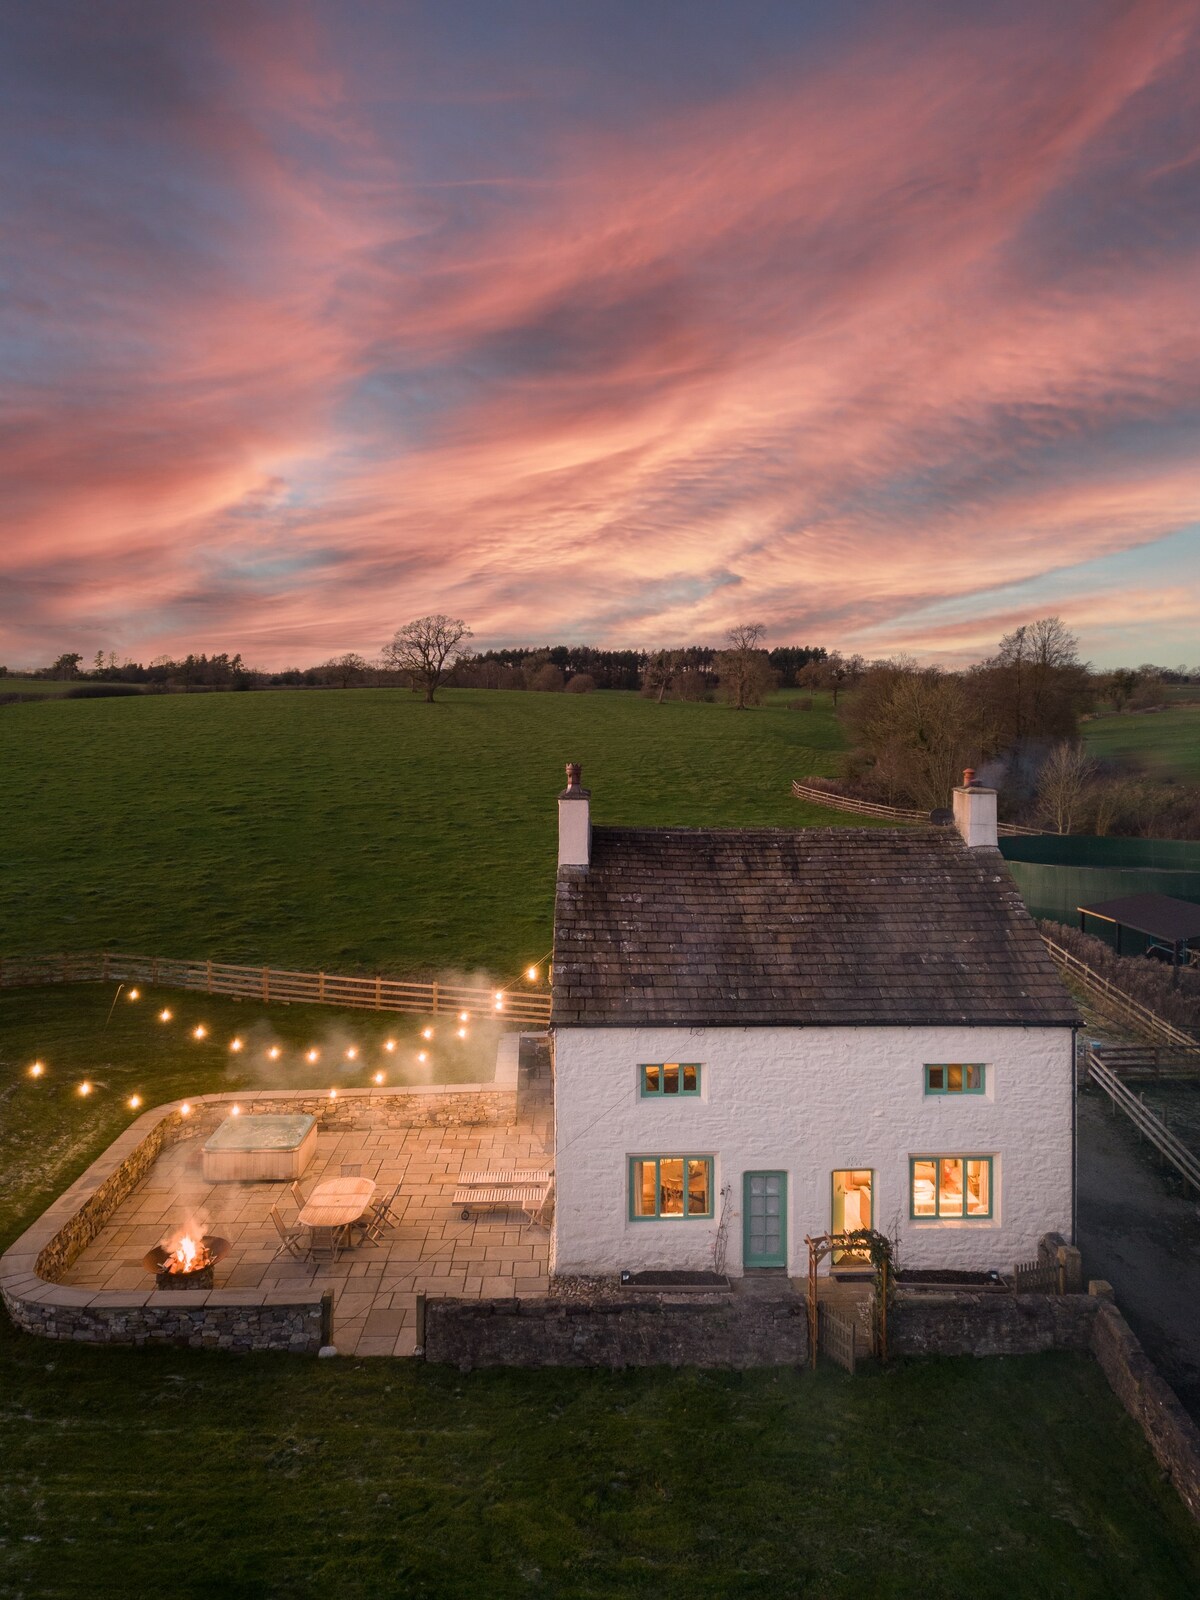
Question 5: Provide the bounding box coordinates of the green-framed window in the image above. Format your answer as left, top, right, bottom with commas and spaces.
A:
629, 1156, 713, 1219
640, 1063, 701, 1097
924, 1063, 985, 1095
910, 1156, 993, 1219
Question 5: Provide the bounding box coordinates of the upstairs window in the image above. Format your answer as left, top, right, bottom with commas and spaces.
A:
640, 1063, 701, 1097
629, 1156, 713, 1219
924, 1064, 985, 1095
911, 1156, 993, 1219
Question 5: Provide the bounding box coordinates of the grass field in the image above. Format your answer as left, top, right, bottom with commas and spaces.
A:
1083, 704, 1200, 783
2, 995, 1199, 1598
0, 687, 854, 975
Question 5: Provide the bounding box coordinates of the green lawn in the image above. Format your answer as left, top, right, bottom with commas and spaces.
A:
0, 688, 853, 975
1083, 705, 1200, 783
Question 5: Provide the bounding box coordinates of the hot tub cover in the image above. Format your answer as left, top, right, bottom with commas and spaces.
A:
203, 1113, 316, 1152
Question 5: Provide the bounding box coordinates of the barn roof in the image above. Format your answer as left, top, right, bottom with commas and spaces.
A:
1078, 893, 1200, 945
551, 826, 1077, 1029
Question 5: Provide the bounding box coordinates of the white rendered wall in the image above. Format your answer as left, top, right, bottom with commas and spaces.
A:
551, 1025, 1074, 1278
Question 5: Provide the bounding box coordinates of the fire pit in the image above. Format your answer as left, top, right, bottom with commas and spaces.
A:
143, 1233, 231, 1291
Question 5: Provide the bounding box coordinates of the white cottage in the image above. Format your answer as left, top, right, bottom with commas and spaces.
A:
549, 765, 1077, 1280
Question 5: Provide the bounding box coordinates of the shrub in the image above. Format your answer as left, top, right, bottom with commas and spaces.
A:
1040, 919, 1200, 1032
564, 673, 595, 694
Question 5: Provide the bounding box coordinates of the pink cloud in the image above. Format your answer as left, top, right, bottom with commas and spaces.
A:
2, 1, 1199, 668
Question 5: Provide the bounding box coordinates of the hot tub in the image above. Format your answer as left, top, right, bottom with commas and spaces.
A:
201, 1113, 317, 1182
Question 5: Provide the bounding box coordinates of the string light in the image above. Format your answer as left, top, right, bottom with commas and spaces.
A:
28, 1061, 45, 1079
128, 1094, 142, 1110
384, 1039, 396, 1053
267, 1045, 280, 1060
421, 1027, 433, 1041
231, 1104, 241, 1116
306, 1048, 319, 1063
78, 1081, 92, 1097
180, 1102, 191, 1117
456, 1027, 467, 1040
458, 1011, 469, 1023
373, 1071, 385, 1085
417, 1051, 428, 1064
494, 998, 504, 1012
328, 1088, 337, 1101
158, 1008, 172, 1022
345, 1046, 358, 1061
525, 966, 538, 982
128, 988, 140, 1001
192, 1025, 207, 1040
230, 1038, 245, 1053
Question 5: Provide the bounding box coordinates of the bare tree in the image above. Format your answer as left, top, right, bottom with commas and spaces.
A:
1036, 742, 1095, 835
798, 649, 864, 708
716, 623, 774, 710
321, 652, 368, 689
383, 615, 472, 703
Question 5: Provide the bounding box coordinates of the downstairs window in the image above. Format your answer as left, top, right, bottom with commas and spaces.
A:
910, 1156, 993, 1219
629, 1156, 713, 1219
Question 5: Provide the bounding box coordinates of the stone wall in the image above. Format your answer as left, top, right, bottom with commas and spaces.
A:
6, 1287, 331, 1354
1090, 1297, 1200, 1522
424, 1293, 809, 1369
891, 1288, 1098, 1357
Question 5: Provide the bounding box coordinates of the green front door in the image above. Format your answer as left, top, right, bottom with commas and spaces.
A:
743, 1171, 787, 1268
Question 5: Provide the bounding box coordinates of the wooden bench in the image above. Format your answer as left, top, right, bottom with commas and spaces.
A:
453, 1170, 554, 1224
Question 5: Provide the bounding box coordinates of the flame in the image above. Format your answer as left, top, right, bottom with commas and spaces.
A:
176, 1234, 199, 1270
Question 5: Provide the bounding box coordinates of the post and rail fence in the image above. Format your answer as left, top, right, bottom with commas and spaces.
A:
1085, 1049, 1200, 1196
0, 951, 553, 1025
1040, 937, 1200, 1057
790, 779, 1044, 835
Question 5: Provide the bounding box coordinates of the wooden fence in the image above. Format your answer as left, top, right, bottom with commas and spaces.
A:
1086, 1050, 1200, 1195
0, 951, 553, 1025
1011, 1256, 1064, 1294
1040, 938, 1200, 1055
791, 779, 1043, 835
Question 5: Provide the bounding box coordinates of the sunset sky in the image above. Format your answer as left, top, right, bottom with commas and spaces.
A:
3, 0, 1199, 670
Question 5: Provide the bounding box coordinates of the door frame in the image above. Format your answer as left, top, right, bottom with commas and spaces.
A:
742, 1169, 788, 1269
830, 1167, 875, 1265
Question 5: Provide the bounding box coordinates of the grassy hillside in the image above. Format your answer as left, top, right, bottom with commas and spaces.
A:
0, 688, 853, 973
1083, 705, 1200, 784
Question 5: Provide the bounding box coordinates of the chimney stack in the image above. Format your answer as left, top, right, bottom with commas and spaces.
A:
953, 767, 998, 849
558, 761, 591, 870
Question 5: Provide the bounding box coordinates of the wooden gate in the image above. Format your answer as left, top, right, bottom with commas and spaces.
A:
817, 1303, 858, 1374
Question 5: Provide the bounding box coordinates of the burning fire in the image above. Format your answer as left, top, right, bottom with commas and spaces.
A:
175, 1234, 200, 1271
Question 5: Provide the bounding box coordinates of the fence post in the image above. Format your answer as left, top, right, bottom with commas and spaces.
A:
432, 980, 439, 1014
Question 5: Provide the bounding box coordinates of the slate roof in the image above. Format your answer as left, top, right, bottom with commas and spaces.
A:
552, 826, 1077, 1029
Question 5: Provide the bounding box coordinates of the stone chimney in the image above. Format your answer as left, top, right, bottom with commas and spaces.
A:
558, 761, 591, 869
952, 768, 998, 849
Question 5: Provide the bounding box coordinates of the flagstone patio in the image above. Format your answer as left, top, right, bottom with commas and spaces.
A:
60, 1059, 553, 1356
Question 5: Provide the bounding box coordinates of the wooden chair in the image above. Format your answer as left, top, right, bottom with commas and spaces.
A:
270, 1204, 307, 1261
289, 1181, 307, 1213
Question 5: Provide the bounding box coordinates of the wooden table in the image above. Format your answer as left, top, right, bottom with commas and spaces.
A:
299, 1177, 376, 1261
